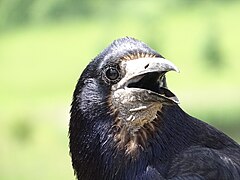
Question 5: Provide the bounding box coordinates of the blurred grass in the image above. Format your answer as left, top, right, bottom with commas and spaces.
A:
0, 0, 240, 179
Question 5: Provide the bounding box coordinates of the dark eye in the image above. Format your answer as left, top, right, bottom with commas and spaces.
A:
105, 67, 120, 81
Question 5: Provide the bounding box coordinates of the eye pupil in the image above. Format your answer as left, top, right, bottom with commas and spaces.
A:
106, 68, 119, 81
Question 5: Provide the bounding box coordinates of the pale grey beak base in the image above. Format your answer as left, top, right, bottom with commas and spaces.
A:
116, 58, 179, 89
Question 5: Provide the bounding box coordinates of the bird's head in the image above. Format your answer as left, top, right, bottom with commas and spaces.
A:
70, 37, 180, 178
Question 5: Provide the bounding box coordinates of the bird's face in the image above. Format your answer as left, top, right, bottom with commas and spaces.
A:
109, 56, 179, 130
78, 38, 180, 154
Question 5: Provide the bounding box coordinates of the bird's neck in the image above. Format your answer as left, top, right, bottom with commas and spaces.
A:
70, 103, 200, 179
98, 105, 199, 178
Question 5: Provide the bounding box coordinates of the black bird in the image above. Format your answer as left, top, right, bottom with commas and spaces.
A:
69, 37, 240, 180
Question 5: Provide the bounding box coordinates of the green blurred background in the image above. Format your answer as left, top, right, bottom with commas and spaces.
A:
0, 0, 239, 179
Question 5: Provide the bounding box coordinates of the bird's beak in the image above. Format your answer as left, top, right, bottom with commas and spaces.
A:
113, 57, 180, 104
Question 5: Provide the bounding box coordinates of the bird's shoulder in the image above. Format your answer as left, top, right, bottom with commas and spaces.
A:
136, 165, 205, 180
167, 145, 240, 179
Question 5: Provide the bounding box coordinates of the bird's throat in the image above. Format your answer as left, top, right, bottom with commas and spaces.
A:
109, 89, 163, 155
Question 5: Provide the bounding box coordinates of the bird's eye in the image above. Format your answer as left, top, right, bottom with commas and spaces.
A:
105, 67, 120, 81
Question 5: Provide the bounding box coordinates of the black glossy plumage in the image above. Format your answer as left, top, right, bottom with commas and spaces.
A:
69, 37, 240, 180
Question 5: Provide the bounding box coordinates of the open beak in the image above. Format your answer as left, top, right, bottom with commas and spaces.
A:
113, 57, 180, 104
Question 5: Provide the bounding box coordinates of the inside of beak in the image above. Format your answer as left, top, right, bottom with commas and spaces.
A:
127, 71, 179, 104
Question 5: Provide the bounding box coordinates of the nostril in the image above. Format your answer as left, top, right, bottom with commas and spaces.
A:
144, 64, 149, 69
